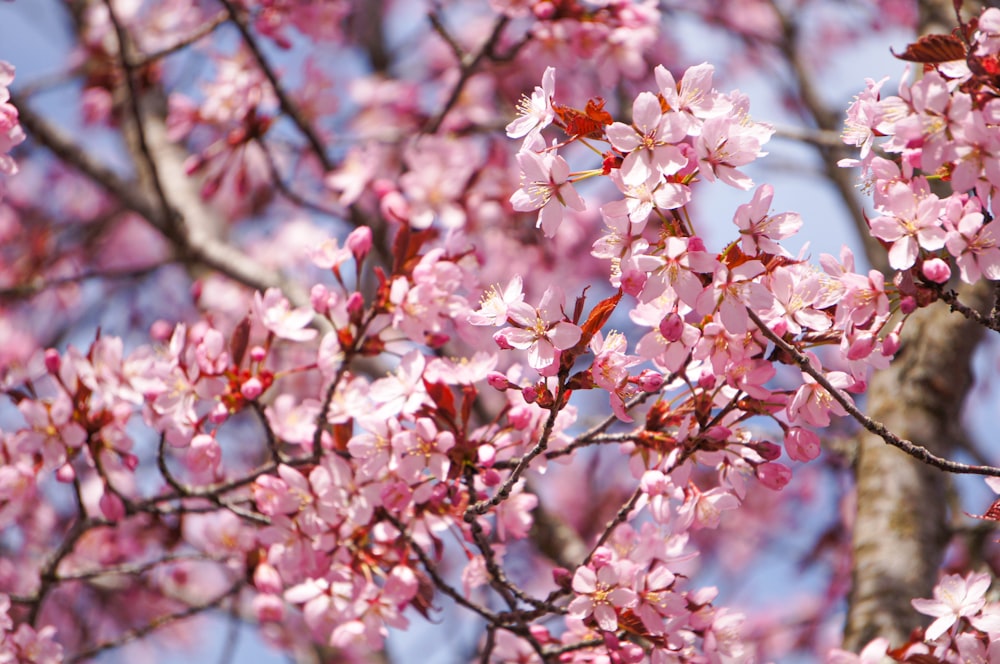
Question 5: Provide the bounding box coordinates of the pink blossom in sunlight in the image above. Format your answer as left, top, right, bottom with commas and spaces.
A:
510, 146, 586, 237
605, 91, 686, 186
506, 66, 556, 139
499, 286, 582, 369
253, 288, 318, 342
568, 563, 637, 631
911, 571, 990, 641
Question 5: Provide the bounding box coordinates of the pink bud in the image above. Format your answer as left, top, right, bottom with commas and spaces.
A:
241, 377, 264, 400
121, 453, 139, 471
552, 567, 573, 590
254, 563, 283, 594
687, 236, 707, 252
380, 190, 409, 224
921, 257, 951, 284
698, 370, 716, 390
659, 313, 684, 342
705, 425, 731, 441
482, 468, 502, 486
900, 295, 917, 314
846, 333, 876, 360
210, 402, 229, 424
756, 462, 792, 490
590, 546, 612, 568
346, 291, 364, 316
784, 427, 821, 462
477, 444, 497, 467
56, 463, 76, 483
528, 624, 552, 644
493, 329, 514, 350
619, 643, 645, 664
533, 1, 556, 19
100, 490, 126, 521
250, 345, 267, 362
150, 319, 173, 342
521, 385, 538, 403
310, 284, 331, 314
882, 331, 901, 356
345, 226, 372, 260
754, 441, 782, 461
44, 349, 61, 373
486, 371, 511, 390
636, 369, 664, 392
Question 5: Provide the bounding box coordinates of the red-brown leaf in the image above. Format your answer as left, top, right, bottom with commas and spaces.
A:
966, 497, 1000, 521
891, 33, 966, 63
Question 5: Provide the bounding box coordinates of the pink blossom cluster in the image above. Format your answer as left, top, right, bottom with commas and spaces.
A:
0, 594, 62, 664
6, 2, 1000, 663
841, 8, 1000, 284
0, 61, 24, 178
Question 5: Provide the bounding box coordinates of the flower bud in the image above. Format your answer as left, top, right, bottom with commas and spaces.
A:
753, 440, 782, 461
44, 348, 61, 374
346, 226, 372, 261
100, 490, 126, 522
636, 369, 664, 392
882, 331, 901, 357
900, 295, 917, 314
493, 329, 514, 350
346, 291, 365, 317
756, 462, 792, 490
250, 345, 267, 362
533, 1, 556, 19
659, 313, 684, 342
310, 284, 331, 314
254, 562, 283, 594
921, 257, 951, 284
56, 463, 75, 483
784, 427, 820, 462
241, 377, 264, 400
846, 333, 875, 360
486, 371, 511, 390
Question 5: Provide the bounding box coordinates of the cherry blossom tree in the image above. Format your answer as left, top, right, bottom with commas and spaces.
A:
3, 1, 1000, 663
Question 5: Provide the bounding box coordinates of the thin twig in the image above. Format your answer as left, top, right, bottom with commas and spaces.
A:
939, 288, 1000, 333
423, 13, 510, 134
747, 307, 1000, 477
132, 10, 229, 68
68, 579, 244, 663
218, 0, 332, 171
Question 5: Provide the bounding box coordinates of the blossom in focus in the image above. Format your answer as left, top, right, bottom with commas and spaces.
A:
911, 571, 990, 641
506, 66, 556, 140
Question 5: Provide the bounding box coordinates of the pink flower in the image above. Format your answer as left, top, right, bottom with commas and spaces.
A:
500, 287, 582, 370
468, 275, 525, 326
654, 62, 732, 135
506, 66, 556, 139
784, 427, 821, 462
253, 288, 318, 342
567, 564, 637, 631
869, 184, 946, 271
911, 571, 990, 641
733, 184, 802, 256
695, 113, 771, 190
510, 147, 586, 237
605, 91, 686, 186
945, 210, 1000, 283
